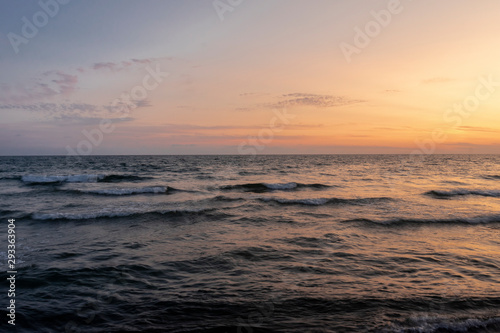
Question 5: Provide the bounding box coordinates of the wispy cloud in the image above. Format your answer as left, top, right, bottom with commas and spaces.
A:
92, 62, 121, 71
0, 102, 97, 114
0, 71, 78, 104
50, 115, 134, 125
134, 99, 152, 108
371, 126, 415, 131
239, 92, 269, 97
84, 57, 171, 73
117, 123, 323, 136
0, 56, 167, 120
234, 107, 255, 112
47, 71, 78, 95
162, 124, 263, 132
131, 58, 157, 64
268, 93, 364, 108
457, 126, 499, 133
0, 100, 145, 123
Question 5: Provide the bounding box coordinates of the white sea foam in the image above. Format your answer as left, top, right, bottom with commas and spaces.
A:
263, 182, 298, 190
32, 211, 134, 220
81, 186, 168, 195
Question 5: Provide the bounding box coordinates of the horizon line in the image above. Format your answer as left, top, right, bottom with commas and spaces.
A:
1, 153, 498, 157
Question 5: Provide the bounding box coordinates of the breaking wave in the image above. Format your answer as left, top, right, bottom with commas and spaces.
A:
76, 186, 170, 195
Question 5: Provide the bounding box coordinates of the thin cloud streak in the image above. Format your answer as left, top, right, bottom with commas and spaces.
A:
266, 93, 365, 109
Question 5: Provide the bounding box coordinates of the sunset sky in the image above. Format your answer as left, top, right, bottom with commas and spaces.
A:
1, 0, 500, 155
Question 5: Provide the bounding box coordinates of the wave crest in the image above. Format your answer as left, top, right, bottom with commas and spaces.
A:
31, 207, 214, 221
221, 182, 331, 193
346, 214, 500, 225
482, 175, 500, 180
426, 189, 500, 198
21, 174, 150, 184
78, 186, 169, 195
259, 196, 392, 206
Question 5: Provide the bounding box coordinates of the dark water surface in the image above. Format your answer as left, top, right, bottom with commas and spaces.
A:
1, 155, 499, 332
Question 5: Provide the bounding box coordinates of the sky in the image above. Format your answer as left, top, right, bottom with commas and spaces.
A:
1, 0, 500, 155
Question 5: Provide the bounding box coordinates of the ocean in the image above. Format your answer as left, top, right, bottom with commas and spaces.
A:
1, 154, 499, 332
